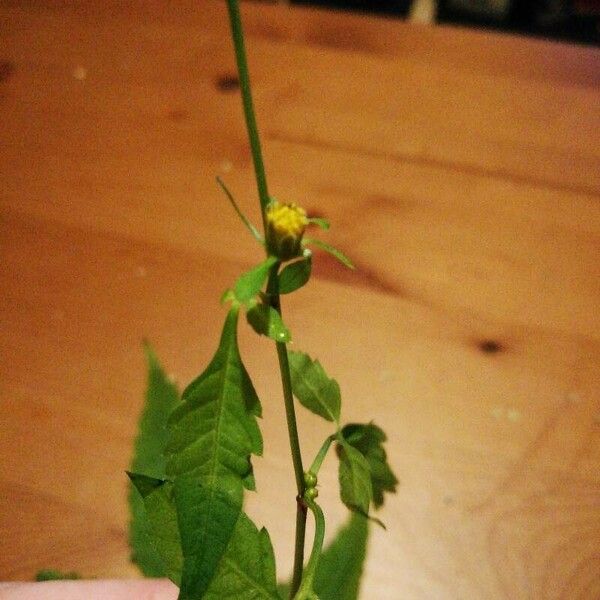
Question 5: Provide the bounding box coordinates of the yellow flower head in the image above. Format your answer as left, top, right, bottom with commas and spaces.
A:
266, 200, 308, 260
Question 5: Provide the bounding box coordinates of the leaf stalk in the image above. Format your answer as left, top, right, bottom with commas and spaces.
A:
293, 499, 325, 600
309, 434, 336, 477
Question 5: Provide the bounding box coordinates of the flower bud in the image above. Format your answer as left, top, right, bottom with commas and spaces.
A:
266, 200, 308, 260
305, 486, 319, 500
304, 471, 318, 488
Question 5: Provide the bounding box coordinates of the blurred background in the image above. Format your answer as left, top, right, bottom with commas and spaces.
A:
259, 0, 600, 45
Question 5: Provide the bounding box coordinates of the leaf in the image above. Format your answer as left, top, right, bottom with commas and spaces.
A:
315, 513, 369, 600
130, 475, 280, 600
278, 255, 312, 294
341, 423, 398, 508
234, 256, 278, 304
216, 176, 263, 243
175, 476, 242, 599
166, 308, 263, 487
165, 308, 264, 592
278, 514, 368, 600
128, 473, 183, 585
247, 303, 291, 343
303, 238, 354, 269
161, 308, 267, 595
337, 439, 373, 516
288, 351, 341, 423
129, 345, 180, 577
307, 217, 330, 231
35, 570, 81, 581
202, 511, 281, 599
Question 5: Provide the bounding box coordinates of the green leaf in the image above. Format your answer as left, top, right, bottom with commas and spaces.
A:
130, 474, 280, 600
166, 308, 263, 488
278, 255, 312, 294
278, 514, 369, 600
129, 345, 180, 577
216, 176, 263, 243
288, 351, 341, 423
341, 423, 398, 508
313, 514, 369, 600
247, 303, 291, 343
202, 511, 281, 599
35, 570, 81, 581
234, 256, 278, 304
162, 307, 267, 596
128, 473, 183, 585
175, 476, 241, 599
337, 439, 373, 516
303, 238, 354, 269
307, 217, 330, 231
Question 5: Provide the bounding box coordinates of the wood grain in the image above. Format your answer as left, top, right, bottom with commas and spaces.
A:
1, 1, 599, 598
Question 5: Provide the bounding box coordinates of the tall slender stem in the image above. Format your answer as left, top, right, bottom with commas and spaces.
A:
267, 266, 307, 596
226, 2, 307, 596
267, 269, 305, 493
226, 0, 270, 233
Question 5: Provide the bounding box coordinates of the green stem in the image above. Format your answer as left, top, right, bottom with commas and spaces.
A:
309, 435, 336, 477
275, 338, 306, 495
294, 499, 325, 600
292, 497, 308, 596
226, 2, 307, 595
267, 265, 307, 597
226, 0, 270, 233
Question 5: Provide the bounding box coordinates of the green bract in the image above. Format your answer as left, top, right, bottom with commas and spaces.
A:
278, 254, 312, 294
234, 256, 278, 305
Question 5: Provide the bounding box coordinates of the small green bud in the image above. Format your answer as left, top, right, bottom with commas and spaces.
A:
304, 471, 317, 488
305, 487, 319, 500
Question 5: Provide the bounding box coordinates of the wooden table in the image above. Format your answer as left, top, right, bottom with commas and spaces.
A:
1, 1, 599, 597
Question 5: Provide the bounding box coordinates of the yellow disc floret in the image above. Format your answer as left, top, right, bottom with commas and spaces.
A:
266, 200, 308, 260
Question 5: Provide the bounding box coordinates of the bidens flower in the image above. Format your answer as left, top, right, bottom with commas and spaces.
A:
266, 200, 308, 260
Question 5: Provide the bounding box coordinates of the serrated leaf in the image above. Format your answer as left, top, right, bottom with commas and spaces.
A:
165, 308, 264, 592
341, 423, 398, 508
288, 351, 341, 423
247, 303, 291, 343
202, 512, 281, 599
304, 238, 354, 269
166, 308, 263, 488
234, 256, 278, 304
278, 256, 312, 294
128, 473, 183, 585
337, 439, 373, 516
129, 345, 180, 577
175, 476, 241, 599
278, 514, 368, 600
